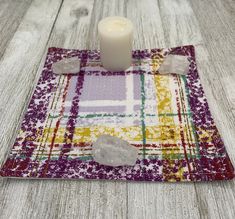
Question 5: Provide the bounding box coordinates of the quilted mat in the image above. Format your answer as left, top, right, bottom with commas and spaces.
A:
0, 45, 234, 182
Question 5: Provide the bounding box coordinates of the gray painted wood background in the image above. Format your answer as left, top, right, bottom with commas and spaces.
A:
0, 0, 234, 218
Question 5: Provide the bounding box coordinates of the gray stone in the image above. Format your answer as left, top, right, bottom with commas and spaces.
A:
158, 54, 189, 75
92, 135, 138, 166
52, 57, 80, 74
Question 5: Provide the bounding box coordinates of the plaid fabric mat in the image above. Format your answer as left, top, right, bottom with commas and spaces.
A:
0, 45, 234, 182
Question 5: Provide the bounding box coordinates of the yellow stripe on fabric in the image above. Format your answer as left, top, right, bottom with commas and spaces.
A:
151, 51, 164, 72
146, 125, 192, 143
37, 125, 196, 145
154, 74, 184, 181
38, 126, 143, 144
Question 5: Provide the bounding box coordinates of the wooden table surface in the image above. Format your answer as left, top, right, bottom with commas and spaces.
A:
0, 0, 234, 218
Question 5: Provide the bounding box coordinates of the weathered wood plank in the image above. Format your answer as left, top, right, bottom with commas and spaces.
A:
0, 0, 33, 58
158, 0, 204, 47
48, 0, 94, 48
128, 0, 165, 49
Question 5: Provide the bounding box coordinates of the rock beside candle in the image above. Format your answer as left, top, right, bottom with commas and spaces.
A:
98, 16, 134, 72
92, 135, 138, 166
52, 57, 80, 74
158, 55, 189, 75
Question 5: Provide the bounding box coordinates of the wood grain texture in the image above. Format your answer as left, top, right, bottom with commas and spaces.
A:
0, 0, 33, 58
0, 0, 235, 218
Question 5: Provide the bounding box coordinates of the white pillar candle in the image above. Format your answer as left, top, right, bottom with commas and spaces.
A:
98, 16, 133, 71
